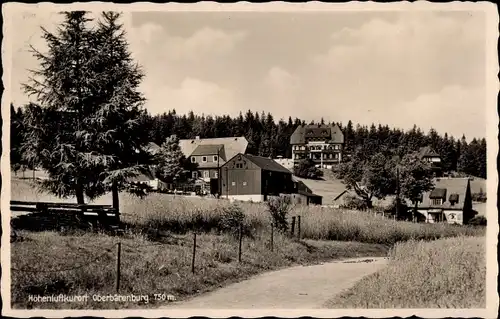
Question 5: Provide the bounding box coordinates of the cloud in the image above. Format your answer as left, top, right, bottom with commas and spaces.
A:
260, 66, 302, 118
396, 85, 486, 139
310, 12, 485, 105
127, 23, 247, 63
141, 77, 236, 116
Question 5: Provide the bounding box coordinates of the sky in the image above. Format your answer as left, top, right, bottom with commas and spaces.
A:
8, 8, 488, 140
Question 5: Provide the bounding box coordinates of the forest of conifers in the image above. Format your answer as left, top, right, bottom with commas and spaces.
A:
10, 106, 487, 179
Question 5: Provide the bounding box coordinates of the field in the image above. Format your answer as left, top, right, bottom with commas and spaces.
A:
11, 178, 484, 245
326, 236, 486, 308
10, 177, 486, 309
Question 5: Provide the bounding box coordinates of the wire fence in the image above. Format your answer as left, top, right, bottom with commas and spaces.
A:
11, 214, 304, 294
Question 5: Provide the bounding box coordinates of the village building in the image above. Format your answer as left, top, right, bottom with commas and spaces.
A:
290, 124, 345, 168
288, 177, 323, 205
407, 177, 476, 225
179, 136, 248, 192
419, 146, 442, 176
220, 153, 322, 204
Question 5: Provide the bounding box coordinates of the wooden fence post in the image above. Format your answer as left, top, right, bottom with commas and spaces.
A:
270, 222, 274, 252
192, 233, 197, 274
238, 224, 243, 263
291, 216, 296, 236
115, 242, 121, 293
297, 215, 301, 240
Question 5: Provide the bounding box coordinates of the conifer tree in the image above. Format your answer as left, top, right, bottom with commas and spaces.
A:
155, 135, 189, 183
21, 11, 150, 205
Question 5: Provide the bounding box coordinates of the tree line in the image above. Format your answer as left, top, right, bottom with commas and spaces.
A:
118, 110, 487, 179
12, 101, 487, 181
10, 10, 487, 211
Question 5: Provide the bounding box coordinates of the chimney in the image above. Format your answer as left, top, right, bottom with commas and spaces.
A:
195, 136, 200, 140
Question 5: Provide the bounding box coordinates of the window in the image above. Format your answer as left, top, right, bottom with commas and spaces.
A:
202, 156, 207, 162
203, 171, 209, 178
213, 155, 218, 162
191, 157, 196, 163
431, 198, 442, 206
214, 171, 218, 178
243, 181, 247, 186
192, 171, 198, 179
231, 182, 236, 186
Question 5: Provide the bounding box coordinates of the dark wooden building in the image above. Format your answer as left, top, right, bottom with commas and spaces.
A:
220, 153, 294, 202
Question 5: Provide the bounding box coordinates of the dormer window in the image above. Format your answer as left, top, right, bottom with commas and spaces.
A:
430, 188, 447, 206
431, 198, 443, 205
449, 194, 459, 206
191, 157, 196, 163
202, 156, 207, 162
213, 155, 218, 162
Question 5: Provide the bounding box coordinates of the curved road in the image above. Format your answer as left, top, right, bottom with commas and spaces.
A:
165, 257, 388, 309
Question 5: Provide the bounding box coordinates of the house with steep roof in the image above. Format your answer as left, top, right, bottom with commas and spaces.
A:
220, 153, 322, 204
406, 177, 476, 225
178, 136, 248, 182
419, 146, 442, 176
290, 124, 345, 168
289, 176, 323, 205
220, 153, 293, 202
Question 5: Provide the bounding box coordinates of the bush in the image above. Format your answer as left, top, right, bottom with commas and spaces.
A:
267, 196, 292, 233
219, 204, 246, 237
471, 188, 487, 202
468, 215, 487, 226
384, 198, 410, 220
340, 194, 368, 211
294, 159, 324, 179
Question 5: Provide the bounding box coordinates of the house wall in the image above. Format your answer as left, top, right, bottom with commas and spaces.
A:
417, 209, 464, 225
291, 142, 343, 166
220, 156, 262, 196
190, 154, 222, 166
261, 170, 293, 197
228, 194, 265, 202
194, 168, 219, 180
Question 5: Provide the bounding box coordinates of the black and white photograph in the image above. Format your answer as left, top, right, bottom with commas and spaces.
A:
1, 2, 498, 318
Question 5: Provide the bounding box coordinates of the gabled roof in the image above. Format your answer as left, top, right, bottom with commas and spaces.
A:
191, 144, 224, 156
407, 178, 471, 210
244, 154, 293, 174
419, 146, 440, 158
292, 177, 313, 194
179, 136, 248, 161
290, 124, 344, 144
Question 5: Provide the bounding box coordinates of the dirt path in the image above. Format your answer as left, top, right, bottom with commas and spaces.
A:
165, 257, 388, 309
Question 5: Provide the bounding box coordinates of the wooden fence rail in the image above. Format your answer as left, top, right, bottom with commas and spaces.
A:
10, 200, 120, 225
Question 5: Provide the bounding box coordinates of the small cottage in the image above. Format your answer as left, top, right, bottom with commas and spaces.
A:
408, 178, 476, 225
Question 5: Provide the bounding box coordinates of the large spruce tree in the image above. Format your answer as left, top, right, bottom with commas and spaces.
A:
22, 11, 150, 206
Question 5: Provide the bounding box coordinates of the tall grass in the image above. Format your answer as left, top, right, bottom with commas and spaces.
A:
117, 194, 483, 245
12, 178, 484, 245
11, 230, 388, 309
326, 236, 486, 308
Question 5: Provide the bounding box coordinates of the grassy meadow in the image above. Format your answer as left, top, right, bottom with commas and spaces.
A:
326, 236, 486, 308
10, 177, 486, 309
11, 230, 388, 309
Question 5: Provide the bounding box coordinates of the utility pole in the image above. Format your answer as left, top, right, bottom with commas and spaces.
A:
217, 148, 220, 197
226, 166, 229, 199
396, 166, 400, 220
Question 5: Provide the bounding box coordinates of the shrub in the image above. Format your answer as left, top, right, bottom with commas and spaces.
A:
219, 204, 246, 237
267, 196, 292, 233
294, 159, 324, 179
384, 198, 410, 220
341, 194, 368, 211
468, 215, 487, 226
471, 188, 487, 202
